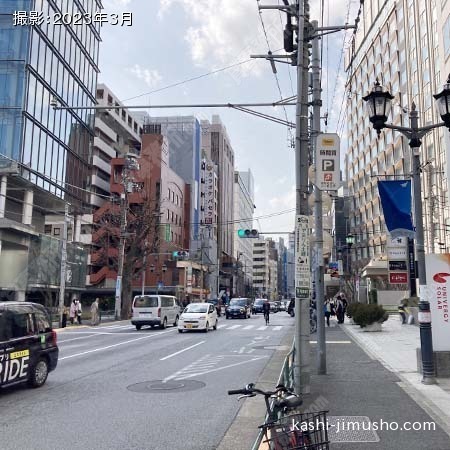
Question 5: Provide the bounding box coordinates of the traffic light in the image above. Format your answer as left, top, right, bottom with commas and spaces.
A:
172, 250, 189, 258
237, 229, 259, 238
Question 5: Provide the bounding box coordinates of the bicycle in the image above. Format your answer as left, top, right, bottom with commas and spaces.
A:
228, 383, 329, 449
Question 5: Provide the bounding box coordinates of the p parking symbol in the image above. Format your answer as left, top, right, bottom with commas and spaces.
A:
322, 159, 335, 171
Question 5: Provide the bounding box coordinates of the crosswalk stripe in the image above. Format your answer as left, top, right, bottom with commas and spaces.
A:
273, 326, 282, 331
227, 325, 242, 330
257, 326, 268, 330
242, 325, 254, 330
217, 324, 227, 329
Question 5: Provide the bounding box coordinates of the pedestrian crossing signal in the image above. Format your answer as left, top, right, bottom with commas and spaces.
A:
237, 229, 259, 238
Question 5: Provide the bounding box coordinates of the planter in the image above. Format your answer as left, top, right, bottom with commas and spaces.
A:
362, 322, 382, 332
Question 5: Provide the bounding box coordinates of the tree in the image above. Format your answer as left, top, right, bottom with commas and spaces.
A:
93, 198, 161, 319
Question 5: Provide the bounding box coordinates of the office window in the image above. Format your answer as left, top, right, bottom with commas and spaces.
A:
444, 16, 450, 58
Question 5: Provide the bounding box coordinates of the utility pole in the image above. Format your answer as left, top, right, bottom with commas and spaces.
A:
58, 203, 69, 328
311, 20, 326, 375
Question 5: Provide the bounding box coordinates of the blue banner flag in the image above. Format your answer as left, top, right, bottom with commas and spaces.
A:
378, 180, 415, 239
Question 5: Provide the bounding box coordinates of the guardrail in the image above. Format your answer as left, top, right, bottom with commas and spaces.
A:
250, 341, 295, 450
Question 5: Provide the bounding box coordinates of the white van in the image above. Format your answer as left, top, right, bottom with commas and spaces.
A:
131, 295, 180, 330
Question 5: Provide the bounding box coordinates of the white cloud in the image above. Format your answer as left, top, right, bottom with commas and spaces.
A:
128, 64, 162, 88
268, 184, 295, 209
158, 0, 281, 79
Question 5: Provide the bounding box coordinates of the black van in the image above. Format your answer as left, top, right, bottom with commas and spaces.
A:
0, 302, 59, 389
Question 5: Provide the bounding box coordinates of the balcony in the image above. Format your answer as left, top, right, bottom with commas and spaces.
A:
92, 155, 111, 175
94, 136, 116, 160
91, 174, 111, 193
95, 118, 117, 143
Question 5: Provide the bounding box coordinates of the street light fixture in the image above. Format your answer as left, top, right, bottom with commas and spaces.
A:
345, 233, 355, 248
363, 76, 450, 384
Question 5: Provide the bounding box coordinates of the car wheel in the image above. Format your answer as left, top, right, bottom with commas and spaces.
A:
213, 319, 218, 330
204, 322, 209, 333
178, 329, 183, 333
160, 317, 167, 329
173, 315, 179, 327
135, 324, 142, 330
28, 358, 49, 388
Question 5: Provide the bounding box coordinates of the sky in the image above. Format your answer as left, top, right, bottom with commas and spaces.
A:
98, 0, 359, 241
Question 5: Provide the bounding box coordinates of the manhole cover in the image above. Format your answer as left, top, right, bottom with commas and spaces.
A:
327, 416, 380, 443
127, 380, 205, 393
253, 345, 291, 351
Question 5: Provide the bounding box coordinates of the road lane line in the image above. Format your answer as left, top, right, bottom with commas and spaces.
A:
257, 326, 268, 330
273, 326, 282, 331
227, 325, 241, 330
310, 340, 351, 344
242, 325, 254, 330
217, 324, 227, 329
59, 334, 102, 343
160, 341, 205, 361
59, 329, 176, 360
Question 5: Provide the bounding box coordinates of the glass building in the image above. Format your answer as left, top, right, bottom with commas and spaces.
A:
0, 0, 101, 301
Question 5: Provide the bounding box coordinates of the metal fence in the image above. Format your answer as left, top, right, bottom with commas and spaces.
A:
251, 341, 295, 450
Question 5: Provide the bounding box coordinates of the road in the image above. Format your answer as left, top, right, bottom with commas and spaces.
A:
0, 311, 294, 450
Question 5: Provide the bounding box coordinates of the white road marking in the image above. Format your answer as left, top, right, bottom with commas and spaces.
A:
58, 334, 100, 343
160, 341, 206, 361
242, 325, 254, 330
59, 329, 176, 360
273, 326, 282, 331
310, 340, 352, 344
257, 326, 268, 330
217, 324, 227, 329
227, 325, 241, 330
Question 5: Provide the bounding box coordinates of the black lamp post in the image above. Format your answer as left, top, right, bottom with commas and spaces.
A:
363, 76, 450, 384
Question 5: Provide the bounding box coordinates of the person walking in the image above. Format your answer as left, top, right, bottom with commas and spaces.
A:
76, 300, 82, 325
336, 296, 345, 324
324, 299, 332, 327
91, 298, 100, 326
69, 299, 77, 325
262, 299, 270, 325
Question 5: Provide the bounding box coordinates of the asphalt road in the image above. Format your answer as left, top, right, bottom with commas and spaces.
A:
0, 311, 294, 450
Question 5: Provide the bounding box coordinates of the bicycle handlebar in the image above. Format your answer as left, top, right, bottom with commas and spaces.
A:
228, 383, 289, 398
228, 389, 248, 395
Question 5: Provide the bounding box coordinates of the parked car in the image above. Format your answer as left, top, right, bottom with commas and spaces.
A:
269, 302, 278, 313
131, 295, 180, 330
252, 298, 265, 314
178, 303, 218, 332
0, 302, 59, 389
226, 298, 252, 319
278, 301, 287, 312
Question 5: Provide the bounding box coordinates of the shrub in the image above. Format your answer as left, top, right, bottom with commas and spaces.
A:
353, 304, 388, 328
346, 302, 362, 318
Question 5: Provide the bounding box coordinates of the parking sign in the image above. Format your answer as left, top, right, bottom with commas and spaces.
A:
316, 133, 340, 191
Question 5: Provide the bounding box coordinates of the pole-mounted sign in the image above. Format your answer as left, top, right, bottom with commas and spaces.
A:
315, 133, 340, 191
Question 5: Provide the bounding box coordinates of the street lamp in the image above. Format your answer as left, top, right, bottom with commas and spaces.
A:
363, 77, 450, 384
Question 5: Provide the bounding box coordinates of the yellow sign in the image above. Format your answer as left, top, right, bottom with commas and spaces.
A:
321, 137, 335, 146
10, 349, 30, 359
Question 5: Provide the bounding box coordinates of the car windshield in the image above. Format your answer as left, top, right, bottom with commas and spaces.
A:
184, 304, 208, 313
133, 296, 158, 308
230, 299, 246, 306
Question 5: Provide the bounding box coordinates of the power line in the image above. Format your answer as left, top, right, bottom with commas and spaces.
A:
120, 59, 255, 103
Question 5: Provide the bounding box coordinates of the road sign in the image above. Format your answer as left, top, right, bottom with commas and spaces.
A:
389, 272, 408, 284
115, 276, 122, 298
295, 215, 310, 298
315, 133, 340, 191
158, 281, 164, 289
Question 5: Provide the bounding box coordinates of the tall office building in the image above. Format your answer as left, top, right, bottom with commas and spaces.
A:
0, 1, 102, 301
345, 0, 450, 284
233, 169, 255, 295
201, 115, 235, 295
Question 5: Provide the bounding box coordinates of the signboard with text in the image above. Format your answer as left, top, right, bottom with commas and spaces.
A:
295, 215, 310, 299
425, 254, 450, 351
389, 272, 408, 284
387, 234, 408, 285
315, 133, 340, 191
200, 159, 217, 227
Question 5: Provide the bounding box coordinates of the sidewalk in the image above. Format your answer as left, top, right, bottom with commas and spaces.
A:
54, 319, 130, 332
342, 316, 450, 436
302, 319, 450, 449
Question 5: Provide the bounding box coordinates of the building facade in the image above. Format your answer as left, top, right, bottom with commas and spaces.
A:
0, 0, 101, 301
233, 169, 255, 295
345, 0, 450, 291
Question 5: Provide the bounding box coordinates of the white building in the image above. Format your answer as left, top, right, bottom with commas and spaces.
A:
233, 170, 255, 291
252, 238, 270, 297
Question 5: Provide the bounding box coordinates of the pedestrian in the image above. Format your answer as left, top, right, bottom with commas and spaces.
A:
324, 299, 332, 327
91, 298, 100, 326
262, 299, 271, 325
336, 296, 345, 324
69, 299, 77, 325
62, 305, 68, 328
76, 300, 82, 325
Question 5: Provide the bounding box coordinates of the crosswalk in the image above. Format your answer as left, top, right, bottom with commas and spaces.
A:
217, 324, 283, 331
